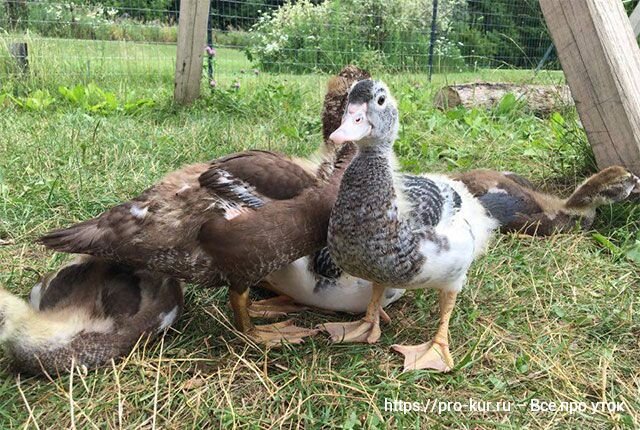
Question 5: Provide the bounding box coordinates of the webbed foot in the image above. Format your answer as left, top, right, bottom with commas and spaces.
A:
248, 296, 308, 318
391, 341, 453, 372
320, 309, 388, 344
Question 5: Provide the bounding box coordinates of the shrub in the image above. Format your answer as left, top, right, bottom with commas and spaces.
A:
214, 30, 252, 50
0, 1, 177, 43
247, 0, 466, 74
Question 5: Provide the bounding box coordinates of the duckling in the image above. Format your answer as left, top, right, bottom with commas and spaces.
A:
455, 166, 640, 235
323, 79, 498, 372
39, 66, 369, 347
0, 256, 183, 375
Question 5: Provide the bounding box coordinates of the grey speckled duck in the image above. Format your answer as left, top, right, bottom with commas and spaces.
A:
323, 80, 498, 372
0, 256, 182, 375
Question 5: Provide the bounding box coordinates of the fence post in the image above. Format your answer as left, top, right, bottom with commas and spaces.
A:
206, 1, 214, 82
9, 42, 28, 74
174, 0, 210, 105
427, 0, 438, 81
540, 0, 640, 174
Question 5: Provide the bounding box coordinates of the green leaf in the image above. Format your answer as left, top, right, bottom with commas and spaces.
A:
592, 233, 621, 256
342, 411, 359, 430
495, 93, 517, 115
551, 305, 566, 319
623, 240, 640, 263
515, 354, 530, 373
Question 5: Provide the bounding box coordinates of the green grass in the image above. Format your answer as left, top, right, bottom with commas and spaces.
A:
1, 41, 639, 429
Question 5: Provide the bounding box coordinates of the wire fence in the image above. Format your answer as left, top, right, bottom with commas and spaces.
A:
0, 0, 637, 91
0, 0, 179, 89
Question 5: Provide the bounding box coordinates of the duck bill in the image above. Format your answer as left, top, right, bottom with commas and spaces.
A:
329, 103, 372, 145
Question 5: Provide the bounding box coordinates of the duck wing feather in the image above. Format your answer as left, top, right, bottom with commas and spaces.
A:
401, 175, 461, 228
199, 150, 317, 201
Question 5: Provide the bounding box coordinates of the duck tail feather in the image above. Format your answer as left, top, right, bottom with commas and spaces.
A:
39, 218, 104, 255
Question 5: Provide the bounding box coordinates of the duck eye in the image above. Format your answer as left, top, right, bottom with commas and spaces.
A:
377, 96, 385, 106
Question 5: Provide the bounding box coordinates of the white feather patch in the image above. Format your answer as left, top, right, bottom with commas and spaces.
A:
130, 205, 149, 219
157, 306, 179, 331
487, 187, 508, 195
29, 282, 42, 310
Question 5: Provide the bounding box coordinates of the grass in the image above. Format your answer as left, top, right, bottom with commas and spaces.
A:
1, 40, 639, 429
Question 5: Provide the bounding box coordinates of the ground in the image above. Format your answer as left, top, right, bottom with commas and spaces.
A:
0, 37, 639, 429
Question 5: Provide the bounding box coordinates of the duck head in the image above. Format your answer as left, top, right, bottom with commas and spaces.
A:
322, 66, 371, 143
329, 79, 399, 150
565, 165, 640, 209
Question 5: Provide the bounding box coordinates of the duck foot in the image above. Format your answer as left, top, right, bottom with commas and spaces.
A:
320, 283, 389, 344
248, 320, 319, 347
391, 341, 453, 373
320, 320, 380, 343
248, 296, 308, 319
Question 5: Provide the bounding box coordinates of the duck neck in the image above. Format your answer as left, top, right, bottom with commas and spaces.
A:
358, 136, 395, 157
336, 138, 401, 224
564, 190, 604, 214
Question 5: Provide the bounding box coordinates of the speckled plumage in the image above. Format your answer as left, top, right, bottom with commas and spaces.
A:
327, 80, 497, 292
328, 148, 426, 285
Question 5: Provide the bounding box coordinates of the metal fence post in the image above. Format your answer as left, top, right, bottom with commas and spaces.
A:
206, 0, 214, 82
428, 0, 439, 81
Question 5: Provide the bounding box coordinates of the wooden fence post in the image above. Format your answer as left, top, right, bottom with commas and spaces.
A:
174, 0, 210, 105
539, 0, 640, 174
629, 1, 640, 36
9, 42, 28, 73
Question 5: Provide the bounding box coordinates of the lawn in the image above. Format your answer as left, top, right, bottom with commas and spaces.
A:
0, 37, 639, 429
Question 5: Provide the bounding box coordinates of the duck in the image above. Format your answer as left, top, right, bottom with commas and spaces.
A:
39, 66, 369, 347
455, 167, 640, 235
259, 166, 639, 318
259, 78, 639, 319
322, 79, 498, 372
262, 247, 405, 314
0, 256, 183, 375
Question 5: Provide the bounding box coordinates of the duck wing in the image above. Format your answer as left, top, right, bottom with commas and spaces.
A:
400, 175, 461, 228
200, 150, 317, 201
454, 170, 542, 227
39, 189, 161, 257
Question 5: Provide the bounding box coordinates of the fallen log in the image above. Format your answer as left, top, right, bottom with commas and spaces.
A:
433, 82, 573, 116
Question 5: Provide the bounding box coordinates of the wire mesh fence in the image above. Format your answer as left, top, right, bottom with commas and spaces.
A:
0, 0, 637, 92
0, 0, 179, 89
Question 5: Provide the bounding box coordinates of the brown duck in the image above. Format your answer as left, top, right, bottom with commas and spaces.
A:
455, 166, 640, 235
0, 256, 183, 375
39, 66, 370, 346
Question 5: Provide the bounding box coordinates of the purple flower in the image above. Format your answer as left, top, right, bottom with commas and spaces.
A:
209, 80, 217, 88
205, 46, 216, 57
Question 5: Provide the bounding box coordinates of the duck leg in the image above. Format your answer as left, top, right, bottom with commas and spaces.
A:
392, 290, 456, 372
320, 283, 389, 344
229, 287, 318, 347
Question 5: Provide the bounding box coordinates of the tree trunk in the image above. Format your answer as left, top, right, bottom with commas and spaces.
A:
433, 82, 573, 117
